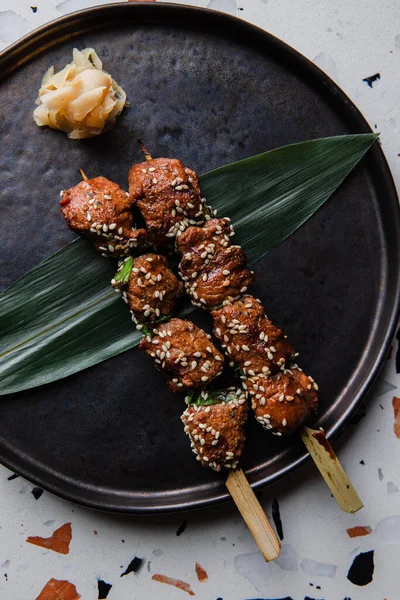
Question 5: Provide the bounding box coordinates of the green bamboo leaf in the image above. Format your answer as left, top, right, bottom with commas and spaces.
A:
0, 134, 378, 394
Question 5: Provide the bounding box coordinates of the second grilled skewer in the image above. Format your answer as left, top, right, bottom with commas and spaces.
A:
128, 146, 363, 514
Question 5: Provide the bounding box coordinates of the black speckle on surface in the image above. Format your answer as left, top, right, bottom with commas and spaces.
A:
359, 460, 365, 465
347, 550, 374, 586
378, 468, 384, 481
31, 487, 43, 500
147, 561, 151, 573
7, 473, 19, 481
344, 597, 352, 600
246, 598, 293, 600
97, 579, 112, 599
316, 587, 321, 590
362, 73, 381, 88
349, 410, 366, 425
220, 537, 226, 541
379, 404, 384, 409
272, 498, 284, 540
238, 7, 244, 10
121, 556, 143, 577
176, 519, 187, 536
30, 6, 37, 12
304, 597, 324, 600
121, 539, 125, 543
4, 573, 8, 581
396, 328, 400, 372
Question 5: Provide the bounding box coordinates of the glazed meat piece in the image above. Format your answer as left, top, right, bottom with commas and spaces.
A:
178, 218, 253, 309
128, 157, 208, 246
112, 253, 184, 326
247, 367, 319, 436
212, 295, 295, 375
181, 388, 248, 471
139, 318, 224, 392
60, 176, 146, 257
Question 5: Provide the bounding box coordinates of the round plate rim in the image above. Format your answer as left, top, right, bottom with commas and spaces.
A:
1, 2, 399, 514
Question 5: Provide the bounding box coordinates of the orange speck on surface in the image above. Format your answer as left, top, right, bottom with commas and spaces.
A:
27, 523, 72, 555
93, 530, 98, 535
393, 397, 400, 439
152, 573, 195, 595
195, 562, 208, 582
35, 578, 80, 600
346, 525, 372, 538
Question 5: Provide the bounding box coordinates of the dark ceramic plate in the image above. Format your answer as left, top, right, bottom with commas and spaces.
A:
0, 3, 399, 513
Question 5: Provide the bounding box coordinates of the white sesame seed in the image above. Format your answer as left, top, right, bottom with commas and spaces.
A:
242, 345, 250, 351
201, 376, 208, 382
109, 223, 117, 230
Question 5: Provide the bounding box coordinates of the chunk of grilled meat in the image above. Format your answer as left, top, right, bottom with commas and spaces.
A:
178, 218, 253, 309
246, 367, 319, 436
139, 318, 224, 393
112, 253, 183, 325
212, 295, 294, 375
181, 388, 248, 471
128, 158, 207, 247
60, 176, 147, 257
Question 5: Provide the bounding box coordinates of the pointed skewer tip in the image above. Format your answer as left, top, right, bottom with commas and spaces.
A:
79, 168, 88, 181
137, 139, 153, 162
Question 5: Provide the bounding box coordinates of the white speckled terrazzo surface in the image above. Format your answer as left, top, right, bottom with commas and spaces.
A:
0, 1, 399, 599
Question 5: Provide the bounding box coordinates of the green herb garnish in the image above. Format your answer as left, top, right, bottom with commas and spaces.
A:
113, 256, 133, 285
141, 313, 173, 337
188, 388, 239, 406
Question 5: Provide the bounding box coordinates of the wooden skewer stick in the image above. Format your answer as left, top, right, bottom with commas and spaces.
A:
226, 468, 281, 561
79, 168, 88, 181
300, 426, 363, 513
137, 139, 153, 162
